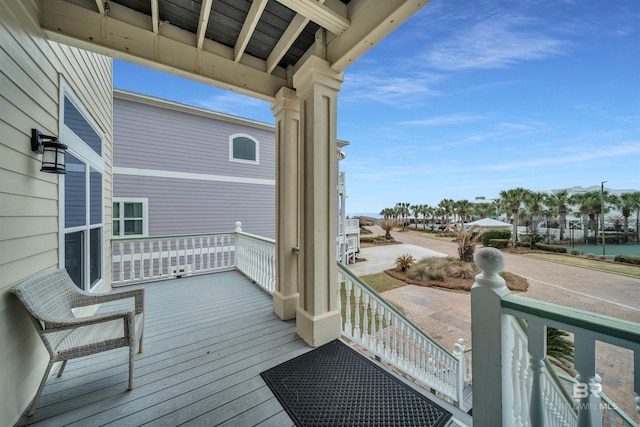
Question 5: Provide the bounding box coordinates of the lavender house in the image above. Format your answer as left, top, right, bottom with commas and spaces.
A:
113, 90, 276, 240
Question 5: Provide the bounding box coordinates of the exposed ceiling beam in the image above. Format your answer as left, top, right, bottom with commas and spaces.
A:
93, 0, 104, 14
326, 0, 430, 72
196, 0, 213, 50
151, 0, 159, 33
234, 0, 268, 62
40, 0, 288, 101
275, 0, 349, 35
266, 13, 309, 74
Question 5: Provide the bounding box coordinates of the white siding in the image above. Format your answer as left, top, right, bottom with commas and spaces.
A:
0, 1, 113, 425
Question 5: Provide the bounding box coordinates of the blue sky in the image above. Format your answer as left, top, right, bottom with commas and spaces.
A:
113, 0, 640, 215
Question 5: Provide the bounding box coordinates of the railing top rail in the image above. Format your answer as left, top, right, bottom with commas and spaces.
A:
337, 261, 456, 359
502, 293, 640, 349
112, 231, 235, 242
236, 231, 276, 245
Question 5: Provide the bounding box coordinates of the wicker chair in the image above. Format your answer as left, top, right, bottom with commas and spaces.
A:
11, 268, 144, 416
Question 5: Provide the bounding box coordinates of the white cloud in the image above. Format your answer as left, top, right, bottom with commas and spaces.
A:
341, 72, 443, 105
421, 17, 569, 71
485, 142, 640, 171
401, 114, 485, 126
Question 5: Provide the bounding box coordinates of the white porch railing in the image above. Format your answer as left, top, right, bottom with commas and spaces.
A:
235, 229, 276, 294
112, 232, 236, 285
471, 247, 640, 427
337, 263, 471, 409
112, 223, 276, 293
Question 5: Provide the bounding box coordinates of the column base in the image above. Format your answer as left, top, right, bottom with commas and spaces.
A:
295, 307, 341, 347
272, 291, 299, 320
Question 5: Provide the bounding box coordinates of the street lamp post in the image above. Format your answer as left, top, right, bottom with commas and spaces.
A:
601, 181, 607, 257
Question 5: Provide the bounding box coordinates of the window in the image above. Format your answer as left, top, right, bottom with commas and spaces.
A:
59, 83, 105, 291
229, 133, 259, 164
113, 199, 148, 237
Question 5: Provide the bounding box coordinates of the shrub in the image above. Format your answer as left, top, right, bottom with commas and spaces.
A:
535, 243, 567, 253
598, 255, 607, 260
395, 254, 416, 272
586, 253, 596, 258
481, 229, 511, 246
614, 254, 640, 265
570, 249, 581, 256
407, 264, 431, 282
425, 269, 446, 281
488, 239, 510, 249
446, 261, 478, 279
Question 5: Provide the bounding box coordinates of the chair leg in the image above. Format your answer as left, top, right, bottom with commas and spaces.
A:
57, 360, 68, 377
27, 359, 55, 416
128, 344, 135, 390
138, 330, 144, 353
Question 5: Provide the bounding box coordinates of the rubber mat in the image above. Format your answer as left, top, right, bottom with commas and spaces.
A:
260, 340, 452, 426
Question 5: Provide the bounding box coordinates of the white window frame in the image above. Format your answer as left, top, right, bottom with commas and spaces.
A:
112, 198, 149, 238
229, 133, 259, 165
58, 77, 106, 292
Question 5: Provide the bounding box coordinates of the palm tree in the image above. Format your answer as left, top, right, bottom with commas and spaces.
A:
410, 204, 421, 229
379, 207, 395, 220
569, 192, 594, 243
449, 224, 485, 262
454, 199, 473, 227
395, 202, 410, 231
378, 218, 397, 240
614, 192, 640, 243
438, 198, 455, 231
420, 204, 432, 230
547, 327, 575, 375
545, 190, 570, 241
474, 202, 493, 220
524, 191, 546, 238
499, 187, 531, 246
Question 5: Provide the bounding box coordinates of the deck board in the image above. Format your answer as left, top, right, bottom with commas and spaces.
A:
19, 271, 310, 427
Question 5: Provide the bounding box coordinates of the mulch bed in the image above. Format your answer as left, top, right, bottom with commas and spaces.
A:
384, 268, 529, 292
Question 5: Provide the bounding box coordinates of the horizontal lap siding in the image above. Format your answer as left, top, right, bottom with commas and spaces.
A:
113, 94, 276, 239
114, 175, 276, 239
113, 97, 275, 180
0, 2, 113, 425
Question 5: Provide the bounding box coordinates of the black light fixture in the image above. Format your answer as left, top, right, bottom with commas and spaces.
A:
31, 128, 67, 174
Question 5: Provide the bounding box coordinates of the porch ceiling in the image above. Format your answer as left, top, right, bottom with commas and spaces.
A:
39, 0, 429, 101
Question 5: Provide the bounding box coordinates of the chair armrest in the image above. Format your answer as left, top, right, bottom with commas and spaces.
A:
73, 287, 145, 314
45, 309, 134, 334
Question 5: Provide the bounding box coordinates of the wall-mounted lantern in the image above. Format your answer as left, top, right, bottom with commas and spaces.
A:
31, 128, 67, 174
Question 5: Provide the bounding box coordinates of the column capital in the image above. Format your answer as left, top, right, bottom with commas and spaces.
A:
293, 55, 344, 93
271, 87, 299, 116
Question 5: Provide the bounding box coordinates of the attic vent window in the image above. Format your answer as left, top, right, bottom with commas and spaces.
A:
229, 134, 259, 165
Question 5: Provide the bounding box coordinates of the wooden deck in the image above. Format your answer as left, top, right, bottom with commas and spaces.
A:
19, 271, 311, 426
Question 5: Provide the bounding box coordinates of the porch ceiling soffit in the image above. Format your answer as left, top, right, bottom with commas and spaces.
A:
39, 0, 428, 101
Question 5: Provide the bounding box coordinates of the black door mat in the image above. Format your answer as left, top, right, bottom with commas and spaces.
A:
260, 340, 452, 426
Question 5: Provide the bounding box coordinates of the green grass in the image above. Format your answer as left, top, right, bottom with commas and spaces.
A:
523, 253, 640, 278
405, 229, 456, 242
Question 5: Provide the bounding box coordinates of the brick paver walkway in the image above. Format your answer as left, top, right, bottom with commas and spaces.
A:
363, 226, 640, 422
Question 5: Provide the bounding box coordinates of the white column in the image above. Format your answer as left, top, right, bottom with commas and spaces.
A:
470, 248, 513, 427
292, 55, 343, 347
270, 87, 300, 320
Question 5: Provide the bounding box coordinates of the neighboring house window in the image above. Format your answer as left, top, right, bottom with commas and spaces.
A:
229, 133, 259, 164
113, 199, 149, 237
60, 84, 105, 291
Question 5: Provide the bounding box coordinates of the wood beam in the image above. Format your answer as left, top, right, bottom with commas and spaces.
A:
151, 0, 159, 33
93, 0, 104, 14
196, 0, 213, 50
275, 0, 349, 35
326, 0, 430, 72
266, 13, 309, 74
40, 0, 287, 101
234, 0, 267, 62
